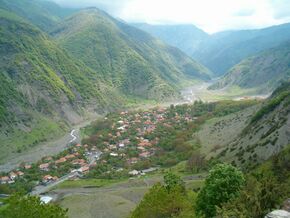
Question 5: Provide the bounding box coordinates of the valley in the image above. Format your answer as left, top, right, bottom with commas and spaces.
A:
0, 1, 290, 218
0, 80, 267, 173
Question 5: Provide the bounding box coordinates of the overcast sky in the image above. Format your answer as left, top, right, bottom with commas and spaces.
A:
51, 0, 290, 33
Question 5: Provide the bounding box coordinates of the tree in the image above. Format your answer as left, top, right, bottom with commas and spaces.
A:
163, 171, 185, 192
0, 193, 68, 218
217, 172, 286, 218
131, 173, 195, 218
187, 151, 206, 173
196, 163, 245, 217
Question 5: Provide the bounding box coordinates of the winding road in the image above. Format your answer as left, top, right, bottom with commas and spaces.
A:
0, 116, 99, 173
69, 130, 77, 143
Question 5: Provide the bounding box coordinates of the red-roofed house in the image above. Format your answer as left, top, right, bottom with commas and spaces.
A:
55, 157, 67, 164
0, 176, 11, 184
139, 151, 151, 158
65, 154, 75, 159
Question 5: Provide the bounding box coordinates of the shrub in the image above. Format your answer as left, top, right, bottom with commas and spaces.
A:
196, 163, 245, 217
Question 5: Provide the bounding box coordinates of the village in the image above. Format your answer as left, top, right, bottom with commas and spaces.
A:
0, 104, 201, 193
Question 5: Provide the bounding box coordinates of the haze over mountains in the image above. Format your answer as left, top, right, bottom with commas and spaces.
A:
135, 22, 290, 77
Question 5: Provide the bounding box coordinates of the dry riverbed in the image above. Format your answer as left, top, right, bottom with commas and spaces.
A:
0, 116, 100, 172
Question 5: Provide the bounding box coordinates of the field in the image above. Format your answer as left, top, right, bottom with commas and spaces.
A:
54, 170, 204, 218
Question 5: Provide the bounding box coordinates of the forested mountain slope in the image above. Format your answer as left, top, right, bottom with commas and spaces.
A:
0, 0, 76, 31
209, 42, 290, 94
0, 9, 123, 157
51, 8, 211, 100
192, 23, 290, 75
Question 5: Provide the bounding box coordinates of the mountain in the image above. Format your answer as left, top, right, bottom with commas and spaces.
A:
0, 5, 211, 159
132, 23, 209, 56
0, 9, 123, 158
217, 82, 290, 167
209, 42, 290, 94
0, 0, 77, 31
192, 23, 290, 76
51, 8, 211, 100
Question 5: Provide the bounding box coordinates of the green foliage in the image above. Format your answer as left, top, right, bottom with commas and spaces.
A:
164, 171, 185, 192
218, 171, 287, 218
0, 0, 76, 30
251, 90, 290, 124
0, 193, 68, 218
131, 173, 196, 218
218, 144, 290, 218
52, 9, 211, 101
196, 163, 245, 217
210, 42, 290, 92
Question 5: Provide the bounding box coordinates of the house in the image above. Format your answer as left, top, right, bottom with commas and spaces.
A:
117, 126, 126, 131
120, 111, 127, 115
78, 166, 89, 174
40, 196, 53, 204
39, 163, 50, 171
118, 143, 125, 148
110, 152, 118, 157
137, 146, 145, 151
72, 159, 86, 166
55, 157, 67, 164
141, 167, 158, 174
65, 154, 75, 159
9, 172, 18, 180
128, 170, 139, 176
24, 164, 32, 170
138, 140, 152, 147
139, 151, 151, 158
144, 120, 153, 125
109, 144, 117, 150
0, 176, 11, 184
16, 171, 24, 177
42, 175, 58, 184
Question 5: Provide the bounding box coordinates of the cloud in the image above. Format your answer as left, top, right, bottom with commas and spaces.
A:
233, 9, 256, 17
51, 0, 290, 33
269, 0, 290, 19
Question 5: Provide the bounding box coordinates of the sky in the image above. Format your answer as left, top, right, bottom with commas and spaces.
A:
51, 0, 290, 33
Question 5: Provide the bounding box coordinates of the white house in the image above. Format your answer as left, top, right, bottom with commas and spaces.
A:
128, 170, 139, 176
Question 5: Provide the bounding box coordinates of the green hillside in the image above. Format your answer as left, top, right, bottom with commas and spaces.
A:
0, 0, 76, 31
51, 8, 211, 100
215, 82, 290, 168
0, 9, 123, 158
209, 42, 290, 94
